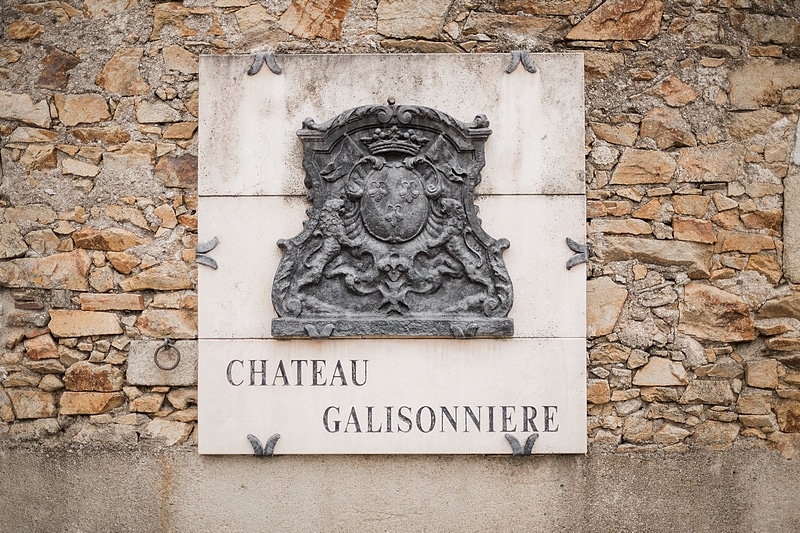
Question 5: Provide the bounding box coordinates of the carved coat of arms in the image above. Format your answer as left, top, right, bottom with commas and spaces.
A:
271, 100, 513, 338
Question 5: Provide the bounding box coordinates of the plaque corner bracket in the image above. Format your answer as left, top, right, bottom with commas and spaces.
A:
247, 432, 281, 456
505, 432, 539, 456
506, 50, 537, 75
248, 51, 282, 76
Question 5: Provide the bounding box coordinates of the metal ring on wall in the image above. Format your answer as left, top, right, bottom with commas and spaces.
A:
154, 339, 181, 371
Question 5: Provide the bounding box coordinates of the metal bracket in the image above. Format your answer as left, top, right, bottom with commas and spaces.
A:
154, 338, 181, 371
505, 432, 539, 456
248, 52, 282, 76
506, 51, 537, 74
566, 237, 589, 270
247, 433, 281, 456
196, 236, 219, 269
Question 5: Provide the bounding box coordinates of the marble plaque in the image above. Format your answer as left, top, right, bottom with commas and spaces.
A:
198, 53, 586, 455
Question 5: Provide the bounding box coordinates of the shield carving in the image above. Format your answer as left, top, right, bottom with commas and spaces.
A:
271, 101, 514, 338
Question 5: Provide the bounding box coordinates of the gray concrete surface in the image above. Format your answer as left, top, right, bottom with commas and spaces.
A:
1, 446, 798, 532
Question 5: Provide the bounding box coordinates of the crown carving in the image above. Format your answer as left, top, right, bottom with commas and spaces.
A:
361, 126, 428, 156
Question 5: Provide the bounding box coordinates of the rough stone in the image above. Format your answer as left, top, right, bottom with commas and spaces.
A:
69, 126, 130, 144
677, 145, 743, 183
54, 93, 110, 127
497, 0, 592, 15
589, 219, 651, 235
745, 359, 781, 389
736, 389, 773, 415
154, 155, 197, 188
103, 141, 154, 170
590, 122, 638, 146
106, 251, 141, 274
163, 122, 197, 140
0, 224, 28, 259
25, 359, 66, 374
653, 76, 697, 107
679, 381, 735, 405
653, 424, 692, 444
38, 374, 64, 392
679, 283, 755, 342
167, 388, 197, 410
6, 390, 56, 419
729, 60, 800, 110
163, 45, 198, 75
119, 262, 193, 291
587, 379, 611, 404
566, 0, 664, 41
95, 48, 149, 96
597, 237, 712, 277
728, 110, 783, 139
7, 18, 44, 40
622, 413, 654, 443
62, 158, 101, 178
673, 217, 715, 244
632, 357, 688, 386
83, 0, 133, 18
610, 149, 676, 185
590, 343, 630, 365
72, 228, 143, 252
36, 46, 80, 90
376, 0, 449, 39
0, 250, 91, 291
640, 107, 696, 150
673, 195, 709, 217
135, 100, 181, 124
719, 233, 774, 254
24, 334, 58, 360
48, 310, 123, 338
59, 392, 125, 415
742, 209, 781, 234
582, 52, 624, 81
0, 91, 51, 128
135, 310, 197, 339
64, 361, 124, 392
143, 418, 192, 446
5, 204, 57, 224
586, 277, 627, 338
775, 400, 800, 433
278, 0, 351, 40
691, 421, 739, 448
24, 229, 60, 255
19, 144, 57, 171
9, 127, 57, 143
758, 294, 800, 320
130, 393, 165, 413
746, 255, 782, 285
79, 293, 144, 311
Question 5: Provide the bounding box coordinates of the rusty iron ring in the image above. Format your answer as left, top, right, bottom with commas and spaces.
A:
154, 339, 181, 371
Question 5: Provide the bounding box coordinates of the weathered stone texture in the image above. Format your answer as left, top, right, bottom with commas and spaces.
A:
48, 310, 124, 338
586, 277, 627, 338
135, 309, 197, 339
679, 283, 755, 342
276, 0, 351, 40
6, 390, 57, 419
64, 362, 124, 392
59, 392, 125, 415
610, 149, 676, 184
0, 250, 91, 290
0, 91, 51, 128
95, 48, 149, 96
567, 0, 664, 41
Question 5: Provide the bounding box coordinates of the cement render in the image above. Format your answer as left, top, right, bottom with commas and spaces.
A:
1, 446, 798, 532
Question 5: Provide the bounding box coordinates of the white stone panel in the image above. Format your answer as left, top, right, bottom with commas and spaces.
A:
198, 338, 586, 455
198, 194, 586, 340
199, 53, 585, 197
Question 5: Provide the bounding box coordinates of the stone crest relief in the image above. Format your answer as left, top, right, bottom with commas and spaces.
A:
271, 100, 513, 338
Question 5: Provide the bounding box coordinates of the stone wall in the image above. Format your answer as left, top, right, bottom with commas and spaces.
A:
1, 0, 800, 464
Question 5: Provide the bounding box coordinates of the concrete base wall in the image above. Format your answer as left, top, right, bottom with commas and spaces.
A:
1, 447, 798, 532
